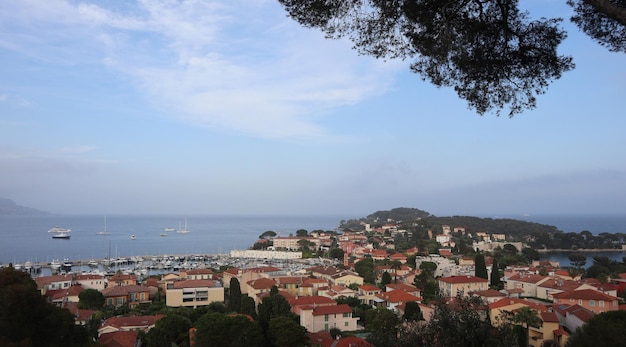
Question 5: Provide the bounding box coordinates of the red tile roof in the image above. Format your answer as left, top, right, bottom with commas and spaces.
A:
376, 289, 420, 303
553, 289, 617, 301
488, 298, 549, 311
173, 279, 221, 289
310, 304, 352, 316
98, 331, 138, 347
439, 275, 488, 284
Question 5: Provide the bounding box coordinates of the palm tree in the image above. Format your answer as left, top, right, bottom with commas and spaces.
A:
390, 260, 402, 284
513, 306, 541, 347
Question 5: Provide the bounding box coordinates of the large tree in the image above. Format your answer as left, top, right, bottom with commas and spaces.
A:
78, 288, 105, 310
145, 314, 192, 347
0, 266, 88, 346
278, 0, 625, 116
568, 310, 626, 347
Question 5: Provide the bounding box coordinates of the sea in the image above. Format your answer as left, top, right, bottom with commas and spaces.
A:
1, 213, 626, 269
0, 214, 343, 265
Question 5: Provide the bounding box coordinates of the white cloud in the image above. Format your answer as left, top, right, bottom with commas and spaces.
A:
1, 0, 402, 140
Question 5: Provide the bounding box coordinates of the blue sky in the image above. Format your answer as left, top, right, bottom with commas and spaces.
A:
1, 0, 624, 217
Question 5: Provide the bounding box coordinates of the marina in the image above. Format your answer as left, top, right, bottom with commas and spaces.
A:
2, 252, 330, 281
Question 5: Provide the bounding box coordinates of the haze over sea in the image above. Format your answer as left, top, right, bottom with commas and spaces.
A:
1, 213, 625, 267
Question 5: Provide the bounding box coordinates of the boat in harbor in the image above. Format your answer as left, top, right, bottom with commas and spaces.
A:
96, 216, 111, 235
160, 233, 168, 237
131, 235, 136, 240
52, 232, 71, 239
50, 259, 61, 271
176, 218, 190, 234
48, 227, 71, 233
164, 227, 176, 232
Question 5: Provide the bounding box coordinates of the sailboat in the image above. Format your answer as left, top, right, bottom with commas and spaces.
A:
96, 216, 111, 235
177, 218, 190, 234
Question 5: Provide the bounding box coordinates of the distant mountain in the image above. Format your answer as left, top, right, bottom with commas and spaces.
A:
0, 198, 49, 215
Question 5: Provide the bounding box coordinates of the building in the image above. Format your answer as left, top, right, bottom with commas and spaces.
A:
438, 275, 489, 298
552, 289, 619, 314
165, 279, 224, 308
298, 304, 359, 333
102, 285, 151, 308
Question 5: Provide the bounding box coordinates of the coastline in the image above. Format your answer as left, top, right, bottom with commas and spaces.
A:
537, 248, 625, 252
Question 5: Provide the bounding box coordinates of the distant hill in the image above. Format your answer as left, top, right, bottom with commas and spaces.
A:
340, 207, 561, 236
0, 198, 49, 215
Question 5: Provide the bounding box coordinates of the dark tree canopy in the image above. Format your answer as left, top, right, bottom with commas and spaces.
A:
568, 310, 626, 347
278, 0, 576, 116
568, 0, 626, 52
475, 253, 488, 280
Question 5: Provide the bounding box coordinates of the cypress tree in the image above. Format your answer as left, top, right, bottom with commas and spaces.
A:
475, 253, 488, 280
228, 277, 242, 312
490, 258, 501, 288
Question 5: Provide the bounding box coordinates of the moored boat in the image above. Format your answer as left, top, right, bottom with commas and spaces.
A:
52, 232, 71, 239
48, 227, 71, 233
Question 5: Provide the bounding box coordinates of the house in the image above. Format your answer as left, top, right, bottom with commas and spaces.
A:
471, 289, 507, 304
222, 266, 282, 293
299, 278, 330, 296
97, 314, 163, 337
375, 290, 421, 312
438, 275, 489, 298
505, 273, 550, 298
49, 283, 84, 306
330, 271, 363, 287
385, 283, 421, 299
289, 295, 337, 314
389, 253, 407, 264
246, 278, 277, 305
488, 298, 549, 328
298, 304, 359, 332
73, 273, 106, 291
274, 276, 307, 296
319, 285, 357, 300
165, 279, 224, 308
552, 289, 619, 314
102, 284, 151, 308
63, 301, 97, 325
33, 274, 73, 295
536, 277, 596, 301
525, 311, 564, 347
358, 285, 383, 306
108, 273, 138, 286
180, 268, 214, 280
552, 304, 594, 335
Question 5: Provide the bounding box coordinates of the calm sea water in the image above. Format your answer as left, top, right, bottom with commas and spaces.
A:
0, 215, 342, 264
2, 214, 626, 267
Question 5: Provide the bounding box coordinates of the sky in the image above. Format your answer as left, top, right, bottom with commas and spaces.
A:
0, 0, 625, 218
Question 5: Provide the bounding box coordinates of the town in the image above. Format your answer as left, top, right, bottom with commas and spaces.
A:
2, 212, 626, 347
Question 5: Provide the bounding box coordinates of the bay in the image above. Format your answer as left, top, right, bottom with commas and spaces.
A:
0, 215, 342, 265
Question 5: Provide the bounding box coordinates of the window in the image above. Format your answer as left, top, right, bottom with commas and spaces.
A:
599, 301, 605, 307
324, 315, 328, 322
578, 299, 583, 305
589, 300, 596, 307
343, 313, 351, 318
345, 322, 349, 327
